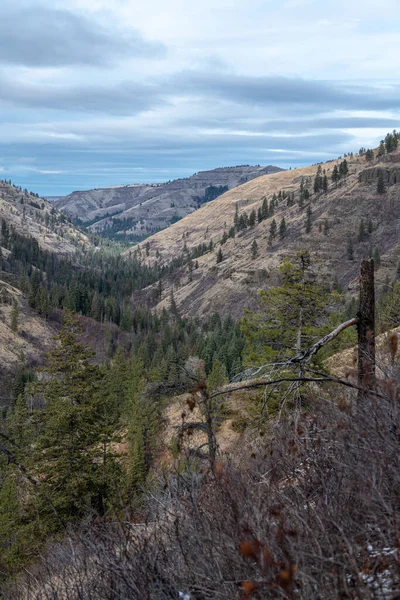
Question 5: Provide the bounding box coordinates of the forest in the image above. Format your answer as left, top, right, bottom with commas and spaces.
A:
1, 219, 400, 597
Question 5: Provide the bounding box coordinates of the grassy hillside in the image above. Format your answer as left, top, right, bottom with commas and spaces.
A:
55, 165, 283, 242
127, 144, 400, 318
0, 180, 89, 255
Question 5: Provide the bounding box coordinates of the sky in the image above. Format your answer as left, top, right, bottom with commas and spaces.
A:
1, 0, 400, 196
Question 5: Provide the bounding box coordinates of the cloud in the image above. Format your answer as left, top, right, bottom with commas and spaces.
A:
0, 71, 165, 115
1, 0, 400, 195
0, 4, 165, 67
170, 72, 400, 113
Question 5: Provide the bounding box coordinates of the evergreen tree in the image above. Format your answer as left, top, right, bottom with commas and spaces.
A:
11, 299, 20, 334
332, 165, 339, 183
323, 174, 328, 193
385, 131, 398, 154
248, 209, 256, 227
347, 238, 354, 261
377, 172, 386, 194
373, 247, 381, 269
241, 251, 334, 366
216, 248, 223, 263
91, 292, 102, 321
365, 149, 374, 161
269, 219, 277, 242
125, 360, 160, 491
234, 204, 239, 229
261, 197, 269, 220
339, 160, 349, 178
279, 217, 287, 239
323, 219, 329, 236
251, 240, 259, 259
207, 356, 229, 393
30, 313, 122, 524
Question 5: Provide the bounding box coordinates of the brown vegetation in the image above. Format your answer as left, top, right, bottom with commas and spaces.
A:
6, 384, 400, 599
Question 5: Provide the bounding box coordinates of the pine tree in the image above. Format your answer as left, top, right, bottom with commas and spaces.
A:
261, 197, 269, 220
207, 356, 229, 393
249, 209, 256, 227
234, 204, 239, 228
30, 313, 122, 523
377, 172, 386, 194
339, 159, 348, 177
251, 240, 259, 259
91, 292, 102, 321
170, 289, 179, 317
323, 219, 329, 235
347, 238, 354, 261
323, 174, 328, 193
365, 149, 374, 161
241, 251, 334, 367
216, 248, 223, 263
332, 165, 339, 183
269, 219, 277, 242
11, 299, 20, 334
279, 217, 287, 239
373, 247, 381, 269
124, 360, 160, 491
367, 219, 373, 234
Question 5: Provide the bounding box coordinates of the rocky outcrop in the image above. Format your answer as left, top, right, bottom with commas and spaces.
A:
359, 166, 400, 186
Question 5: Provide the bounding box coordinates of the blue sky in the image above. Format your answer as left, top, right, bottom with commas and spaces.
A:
1, 0, 400, 196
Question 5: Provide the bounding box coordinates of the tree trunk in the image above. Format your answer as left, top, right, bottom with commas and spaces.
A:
357, 259, 375, 399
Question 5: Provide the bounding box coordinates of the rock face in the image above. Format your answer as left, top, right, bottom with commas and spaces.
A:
55, 165, 283, 238
359, 166, 400, 186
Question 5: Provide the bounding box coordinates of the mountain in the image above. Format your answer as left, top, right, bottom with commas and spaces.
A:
0, 180, 88, 255
0, 181, 95, 397
125, 144, 400, 319
54, 165, 283, 240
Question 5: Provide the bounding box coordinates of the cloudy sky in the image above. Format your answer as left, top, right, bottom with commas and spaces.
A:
1, 0, 400, 195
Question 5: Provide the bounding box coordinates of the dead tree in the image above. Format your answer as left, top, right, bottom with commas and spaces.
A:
357, 259, 375, 399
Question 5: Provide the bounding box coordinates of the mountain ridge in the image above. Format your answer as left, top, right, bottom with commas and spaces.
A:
55, 164, 283, 240
125, 142, 400, 319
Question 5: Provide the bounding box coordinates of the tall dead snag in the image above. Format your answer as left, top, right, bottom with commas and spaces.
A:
357, 258, 375, 399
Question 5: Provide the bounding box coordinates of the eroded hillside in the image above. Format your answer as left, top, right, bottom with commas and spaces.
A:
55, 165, 283, 240
127, 147, 400, 319
0, 181, 88, 255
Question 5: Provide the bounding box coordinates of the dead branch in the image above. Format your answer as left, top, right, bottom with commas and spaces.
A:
210, 374, 386, 401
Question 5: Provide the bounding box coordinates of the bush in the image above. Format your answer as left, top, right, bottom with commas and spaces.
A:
7, 382, 400, 599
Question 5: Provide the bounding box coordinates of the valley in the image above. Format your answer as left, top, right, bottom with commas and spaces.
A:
2, 133, 400, 599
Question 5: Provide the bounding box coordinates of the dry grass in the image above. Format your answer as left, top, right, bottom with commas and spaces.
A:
0, 281, 54, 373
7, 383, 400, 599
125, 148, 400, 319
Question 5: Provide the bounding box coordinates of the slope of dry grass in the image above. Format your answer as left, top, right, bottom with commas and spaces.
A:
125, 148, 400, 319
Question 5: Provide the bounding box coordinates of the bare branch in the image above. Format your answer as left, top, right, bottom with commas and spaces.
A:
210, 373, 386, 401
